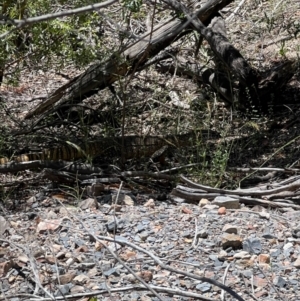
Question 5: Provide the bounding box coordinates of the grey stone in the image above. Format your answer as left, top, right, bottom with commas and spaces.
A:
293, 256, 300, 268
212, 196, 240, 209
262, 233, 276, 239
136, 223, 146, 233
243, 238, 262, 254
79, 198, 98, 210
242, 269, 253, 278
103, 268, 120, 277
139, 231, 149, 241
196, 282, 211, 292
222, 224, 238, 234
197, 229, 208, 238
78, 262, 96, 271
273, 276, 286, 287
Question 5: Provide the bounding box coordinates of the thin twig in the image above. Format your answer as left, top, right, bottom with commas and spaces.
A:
221, 263, 231, 301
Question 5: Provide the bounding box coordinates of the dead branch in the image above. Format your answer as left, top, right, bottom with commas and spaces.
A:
171, 175, 300, 209
162, 0, 260, 108
180, 175, 300, 197
24, 0, 234, 119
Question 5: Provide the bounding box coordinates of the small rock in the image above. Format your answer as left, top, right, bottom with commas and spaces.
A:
58, 271, 76, 284
79, 198, 98, 210
73, 274, 90, 285
70, 285, 85, 294
36, 219, 61, 234
181, 207, 192, 214
45, 255, 56, 264
123, 195, 135, 206
105, 219, 126, 232
234, 251, 250, 259
283, 242, 294, 257
54, 284, 71, 297
10, 235, 24, 241
262, 233, 276, 239
218, 250, 228, 260
292, 228, 300, 238
75, 245, 88, 253
242, 269, 253, 278
221, 233, 243, 249
144, 199, 155, 208
283, 242, 294, 250
46, 210, 57, 219
196, 282, 211, 292
78, 262, 96, 270
32, 249, 43, 259
259, 211, 270, 219
273, 276, 286, 287
270, 249, 280, 257
65, 258, 75, 266
27, 196, 36, 205
218, 207, 226, 215
255, 290, 268, 298
222, 224, 238, 234
139, 231, 149, 241
18, 255, 29, 263
199, 198, 210, 207
59, 206, 78, 215
258, 254, 270, 264
212, 196, 240, 209
243, 238, 262, 254
87, 183, 105, 196
253, 276, 268, 288
209, 254, 218, 261
293, 256, 300, 268
197, 229, 208, 238
103, 268, 120, 277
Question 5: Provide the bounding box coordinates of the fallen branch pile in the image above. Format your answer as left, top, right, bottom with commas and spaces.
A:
172, 175, 300, 210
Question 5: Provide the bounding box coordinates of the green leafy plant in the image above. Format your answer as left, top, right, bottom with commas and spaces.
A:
0, 0, 106, 84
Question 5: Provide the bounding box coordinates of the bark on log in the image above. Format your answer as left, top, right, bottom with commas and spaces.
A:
24, 0, 234, 119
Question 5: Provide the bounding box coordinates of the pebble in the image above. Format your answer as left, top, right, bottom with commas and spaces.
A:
218, 207, 227, 215
222, 224, 238, 234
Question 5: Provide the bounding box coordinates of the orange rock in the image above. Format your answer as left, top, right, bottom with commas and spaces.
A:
258, 254, 270, 264
218, 207, 226, 215
181, 207, 192, 214
75, 245, 88, 253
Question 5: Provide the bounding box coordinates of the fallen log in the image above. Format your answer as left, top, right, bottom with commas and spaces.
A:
24, 0, 234, 119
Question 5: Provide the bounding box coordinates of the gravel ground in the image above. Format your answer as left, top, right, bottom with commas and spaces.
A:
1, 192, 300, 301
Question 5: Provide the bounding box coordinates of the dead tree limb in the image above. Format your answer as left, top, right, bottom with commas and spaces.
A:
24, 0, 234, 119
162, 0, 261, 109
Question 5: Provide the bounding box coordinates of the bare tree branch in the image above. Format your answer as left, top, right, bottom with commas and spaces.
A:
0, 0, 118, 38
